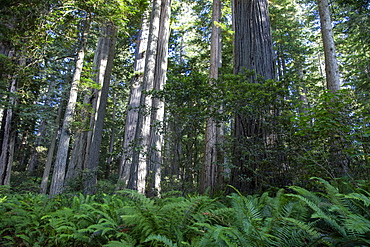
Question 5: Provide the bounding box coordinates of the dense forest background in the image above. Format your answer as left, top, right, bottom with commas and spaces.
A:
0, 0, 369, 196
1, 0, 370, 246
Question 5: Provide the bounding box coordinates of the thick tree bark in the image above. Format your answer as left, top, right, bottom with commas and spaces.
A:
201, 0, 222, 194
49, 19, 90, 196
128, 0, 171, 195
67, 22, 113, 182
117, 11, 150, 190
129, 0, 163, 193
318, 0, 340, 92
84, 23, 117, 195
147, 0, 172, 196
231, 0, 274, 193
233, 0, 274, 79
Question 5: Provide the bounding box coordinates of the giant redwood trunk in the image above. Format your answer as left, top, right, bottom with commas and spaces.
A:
147, 0, 171, 196
231, 0, 275, 193
117, 11, 150, 190
128, 0, 171, 195
128, 0, 163, 193
49, 19, 90, 196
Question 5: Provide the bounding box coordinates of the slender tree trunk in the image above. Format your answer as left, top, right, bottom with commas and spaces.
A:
28, 81, 57, 175
318, 0, 340, 92
129, 0, 163, 193
49, 18, 90, 196
0, 78, 17, 185
117, 11, 150, 190
27, 120, 45, 175
40, 102, 64, 194
0, 46, 22, 186
84, 23, 117, 195
201, 0, 222, 194
318, 0, 348, 176
105, 93, 116, 179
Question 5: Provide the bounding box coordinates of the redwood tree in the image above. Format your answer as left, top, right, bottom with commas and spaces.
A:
231, 0, 275, 193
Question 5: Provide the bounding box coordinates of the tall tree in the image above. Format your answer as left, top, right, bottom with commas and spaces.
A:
117, 10, 150, 190
318, 0, 340, 92
49, 18, 91, 196
84, 22, 117, 195
231, 0, 275, 193
127, 0, 171, 194
127, 0, 162, 193
147, 0, 172, 195
201, 0, 222, 194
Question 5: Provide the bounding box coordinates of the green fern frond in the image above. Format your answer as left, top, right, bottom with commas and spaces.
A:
287, 193, 347, 237
145, 234, 179, 247
282, 217, 320, 238
345, 192, 370, 207
344, 214, 370, 235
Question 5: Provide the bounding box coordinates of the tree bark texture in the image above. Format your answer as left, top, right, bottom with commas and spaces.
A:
0, 47, 21, 186
233, 0, 274, 79
128, 0, 163, 193
231, 0, 275, 193
148, 0, 172, 196
201, 0, 222, 195
49, 19, 90, 196
128, 0, 171, 195
40, 103, 63, 194
84, 23, 117, 195
117, 11, 150, 190
318, 0, 341, 92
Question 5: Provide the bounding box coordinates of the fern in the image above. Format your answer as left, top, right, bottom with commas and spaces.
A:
145, 234, 179, 247
288, 178, 370, 246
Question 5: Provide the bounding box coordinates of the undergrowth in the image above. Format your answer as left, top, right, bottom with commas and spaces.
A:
0, 178, 369, 246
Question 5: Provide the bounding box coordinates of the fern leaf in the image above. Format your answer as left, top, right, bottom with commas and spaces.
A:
287, 194, 347, 237
344, 193, 370, 206
145, 234, 178, 247
282, 217, 320, 238
344, 214, 370, 235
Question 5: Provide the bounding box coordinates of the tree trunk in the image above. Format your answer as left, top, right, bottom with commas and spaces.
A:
0, 78, 17, 185
40, 102, 64, 194
201, 0, 222, 195
129, 0, 163, 193
28, 81, 57, 175
231, 0, 274, 193
105, 93, 117, 179
84, 23, 117, 195
49, 18, 90, 196
318, 0, 340, 92
147, 0, 172, 196
117, 10, 150, 190
128, 0, 171, 195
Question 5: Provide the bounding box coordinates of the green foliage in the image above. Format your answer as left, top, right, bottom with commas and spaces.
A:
291, 90, 370, 182
2, 179, 368, 246
287, 177, 370, 246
